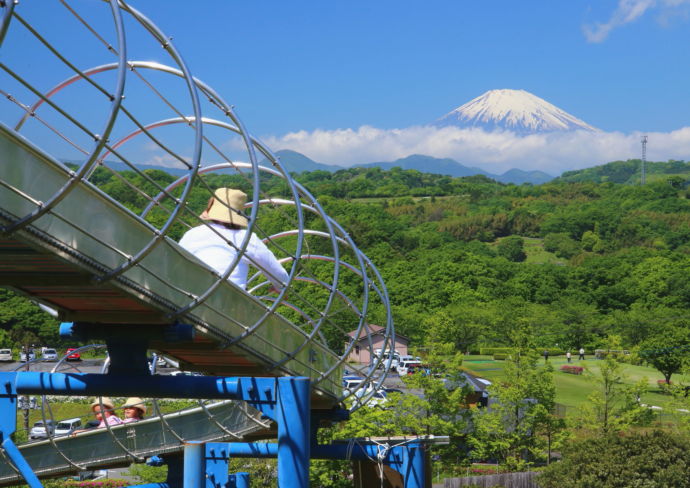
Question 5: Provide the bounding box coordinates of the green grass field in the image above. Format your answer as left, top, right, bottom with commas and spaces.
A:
462, 355, 682, 415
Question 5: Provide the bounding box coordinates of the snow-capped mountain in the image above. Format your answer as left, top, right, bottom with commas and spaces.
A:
434, 89, 599, 134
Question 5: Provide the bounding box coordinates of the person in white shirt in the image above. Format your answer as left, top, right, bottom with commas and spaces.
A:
178, 188, 288, 291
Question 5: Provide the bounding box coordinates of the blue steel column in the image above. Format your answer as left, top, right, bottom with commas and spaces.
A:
183, 442, 205, 488
276, 377, 310, 488
0, 372, 43, 488
229, 472, 249, 488
400, 442, 425, 488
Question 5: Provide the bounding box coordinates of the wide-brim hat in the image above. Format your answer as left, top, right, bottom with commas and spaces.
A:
90, 397, 115, 412
122, 397, 147, 416
200, 188, 248, 227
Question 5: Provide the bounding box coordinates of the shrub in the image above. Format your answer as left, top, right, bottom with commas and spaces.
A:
560, 365, 584, 375
539, 431, 690, 487
493, 354, 509, 360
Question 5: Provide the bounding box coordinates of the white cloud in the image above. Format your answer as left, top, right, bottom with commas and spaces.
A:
583, 0, 690, 42
251, 125, 690, 176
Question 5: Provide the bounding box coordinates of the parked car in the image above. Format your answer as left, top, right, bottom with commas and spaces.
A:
29, 419, 56, 439
373, 349, 401, 370
20, 349, 36, 362
55, 418, 83, 436
397, 360, 422, 376
0, 349, 12, 361
42, 348, 58, 361
342, 375, 365, 397
169, 370, 202, 377
65, 348, 81, 361
354, 388, 388, 407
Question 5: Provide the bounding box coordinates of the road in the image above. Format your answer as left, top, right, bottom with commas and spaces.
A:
0, 359, 106, 373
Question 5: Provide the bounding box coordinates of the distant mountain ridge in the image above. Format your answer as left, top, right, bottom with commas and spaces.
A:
434, 89, 599, 134
271, 150, 554, 185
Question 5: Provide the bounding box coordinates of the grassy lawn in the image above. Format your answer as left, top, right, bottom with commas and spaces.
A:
463, 355, 679, 414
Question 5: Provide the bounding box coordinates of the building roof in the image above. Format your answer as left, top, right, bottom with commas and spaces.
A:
347, 324, 409, 343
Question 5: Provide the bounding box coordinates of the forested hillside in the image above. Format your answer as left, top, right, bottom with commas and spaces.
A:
2, 164, 690, 357
557, 159, 690, 185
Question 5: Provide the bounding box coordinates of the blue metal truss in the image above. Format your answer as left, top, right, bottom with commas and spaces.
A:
0, 329, 426, 487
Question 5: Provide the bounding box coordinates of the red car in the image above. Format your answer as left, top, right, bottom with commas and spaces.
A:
65, 348, 81, 361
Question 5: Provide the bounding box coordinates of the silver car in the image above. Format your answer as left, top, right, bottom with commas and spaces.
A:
42, 348, 58, 361
29, 420, 55, 439
0, 349, 12, 361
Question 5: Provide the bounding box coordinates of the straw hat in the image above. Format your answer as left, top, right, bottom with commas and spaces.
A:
122, 397, 147, 416
200, 188, 248, 228
90, 397, 115, 412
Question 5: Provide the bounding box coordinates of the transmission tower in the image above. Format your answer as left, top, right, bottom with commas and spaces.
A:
641, 135, 648, 185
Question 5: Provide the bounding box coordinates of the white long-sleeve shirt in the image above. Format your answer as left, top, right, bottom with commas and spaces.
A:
178, 223, 289, 290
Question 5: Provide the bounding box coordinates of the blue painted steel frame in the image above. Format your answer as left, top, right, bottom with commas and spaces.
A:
0, 370, 426, 487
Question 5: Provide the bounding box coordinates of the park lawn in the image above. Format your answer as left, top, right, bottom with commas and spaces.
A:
462, 355, 680, 414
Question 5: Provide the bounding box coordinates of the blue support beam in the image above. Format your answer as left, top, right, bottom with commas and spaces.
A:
183, 442, 205, 488
276, 377, 310, 488
228, 473, 249, 488
0, 373, 43, 488
13, 372, 240, 399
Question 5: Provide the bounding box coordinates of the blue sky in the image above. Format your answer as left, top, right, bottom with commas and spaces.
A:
3, 0, 690, 174
144, 0, 690, 134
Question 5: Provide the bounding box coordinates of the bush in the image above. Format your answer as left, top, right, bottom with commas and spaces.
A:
560, 365, 584, 375
493, 354, 509, 360
539, 431, 690, 487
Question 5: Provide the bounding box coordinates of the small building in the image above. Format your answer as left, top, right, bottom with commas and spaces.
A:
346, 324, 409, 364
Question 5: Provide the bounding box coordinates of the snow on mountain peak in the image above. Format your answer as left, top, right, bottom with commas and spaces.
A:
434, 89, 599, 134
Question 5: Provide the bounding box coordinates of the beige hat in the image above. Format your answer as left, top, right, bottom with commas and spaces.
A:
122, 397, 147, 416
90, 397, 115, 412
200, 188, 248, 228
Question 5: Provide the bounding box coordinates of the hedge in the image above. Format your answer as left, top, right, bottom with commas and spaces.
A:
480, 347, 565, 356
480, 347, 512, 355
493, 354, 509, 360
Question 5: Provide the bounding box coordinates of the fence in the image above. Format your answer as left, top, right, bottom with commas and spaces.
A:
444, 471, 540, 488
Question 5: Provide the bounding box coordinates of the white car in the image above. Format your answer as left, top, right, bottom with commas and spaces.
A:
55, 418, 82, 436
29, 420, 55, 439
20, 350, 36, 362
354, 388, 388, 407
342, 376, 365, 397
0, 349, 12, 361
373, 350, 401, 370
42, 348, 58, 361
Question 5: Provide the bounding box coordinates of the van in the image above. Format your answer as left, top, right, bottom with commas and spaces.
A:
0, 349, 12, 361
55, 418, 82, 436
397, 360, 422, 376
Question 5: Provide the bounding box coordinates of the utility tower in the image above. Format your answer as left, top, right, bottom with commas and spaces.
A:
641, 135, 648, 185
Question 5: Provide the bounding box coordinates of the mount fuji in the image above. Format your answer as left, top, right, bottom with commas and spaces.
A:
434, 89, 599, 134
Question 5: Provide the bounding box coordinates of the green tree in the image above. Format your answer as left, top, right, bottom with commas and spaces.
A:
574, 356, 652, 435
639, 327, 690, 383
469, 342, 558, 470
497, 236, 526, 262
